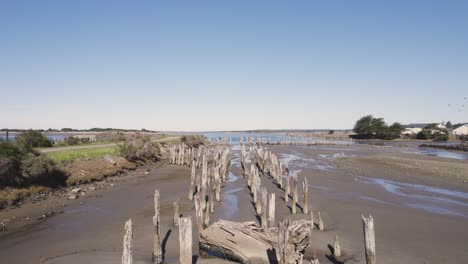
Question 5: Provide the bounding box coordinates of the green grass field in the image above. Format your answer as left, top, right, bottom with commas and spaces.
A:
47, 146, 118, 162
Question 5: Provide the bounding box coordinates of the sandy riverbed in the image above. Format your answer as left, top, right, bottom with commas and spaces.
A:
0, 143, 467, 263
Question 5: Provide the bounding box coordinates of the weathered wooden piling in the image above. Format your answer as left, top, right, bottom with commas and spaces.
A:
292, 171, 298, 214
268, 193, 275, 227
333, 234, 341, 257
278, 219, 289, 264
179, 217, 192, 264
310, 211, 314, 230
362, 214, 376, 264
261, 188, 268, 228
303, 176, 309, 214
173, 201, 180, 227
122, 219, 133, 264
153, 190, 162, 264
317, 211, 324, 231
189, 161, 196, 200
204, 196, 210, 227
194, 194, 204, 234
285, 173, 290, 202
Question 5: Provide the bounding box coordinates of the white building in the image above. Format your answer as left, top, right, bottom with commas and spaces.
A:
453, 124, 468, 135
402, 127, 422, 135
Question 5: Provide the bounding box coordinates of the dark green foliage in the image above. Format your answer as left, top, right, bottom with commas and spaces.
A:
119, 136, 160, 162
0, 142, 23, 186
180, 135, 205, 147
352, 115, 403, 140
328, 130, 335, 135
0, 140, 65, 187
416, 124, 449, 141
180, 135, 187, 142
65, 136, 80, 145
445, 121, 453, 128
14, 130, 52, 152
21, 153, 67, 186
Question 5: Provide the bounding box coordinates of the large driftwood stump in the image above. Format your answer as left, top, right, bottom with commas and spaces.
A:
199, 219, 312, 264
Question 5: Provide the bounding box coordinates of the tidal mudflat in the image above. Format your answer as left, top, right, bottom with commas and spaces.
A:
0, 137, 467, 264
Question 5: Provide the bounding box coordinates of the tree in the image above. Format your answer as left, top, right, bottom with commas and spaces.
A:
328, 130, 335, 135
353, 115, 375, 138
446, 121, 453, 128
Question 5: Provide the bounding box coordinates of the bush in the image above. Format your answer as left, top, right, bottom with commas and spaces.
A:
328, 130, 335, 135
14, 130, 52, 152
0, 142, 23, 186
119, 136, 160, 162
416, 124, 449, 142
96, 132, 126, 143
20, 153, 66, 186
65, 136, 80, 145
180, 135, 205, 147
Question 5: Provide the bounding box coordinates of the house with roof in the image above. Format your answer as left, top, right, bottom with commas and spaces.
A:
453, 124, 468, 135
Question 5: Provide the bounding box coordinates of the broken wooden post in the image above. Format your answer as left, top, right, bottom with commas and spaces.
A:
204, 196, 210, 227
310, 211, 314, 230
122, 219, 133, 264
194, 194, 204, 235
317, 211, 324, 231
179, 217, 192, 264
173, 201, 180, 227
153, 190, 162, 264
278, 219, 289, 264
303, 176, 308, 214
261, 188, 268, 228
189, 161, 196, 200
311, 251, 320, 264
333, 234, 341, 257
268, 193, 275, 227
285, 173, 290, 202
210, 194, 215, 214
292, 172, 298, 214
362, 214, 376, 264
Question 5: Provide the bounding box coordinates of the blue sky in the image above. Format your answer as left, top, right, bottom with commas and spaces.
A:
1, 1, 467, 131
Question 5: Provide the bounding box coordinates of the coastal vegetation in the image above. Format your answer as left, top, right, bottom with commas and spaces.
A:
416, 124, 449, 141
352, 115, 403, 140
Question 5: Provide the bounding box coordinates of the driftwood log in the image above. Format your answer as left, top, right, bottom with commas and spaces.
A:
199, 219, 313, 264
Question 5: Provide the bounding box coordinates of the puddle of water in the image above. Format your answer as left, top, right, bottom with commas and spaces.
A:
355, 176, 468, 218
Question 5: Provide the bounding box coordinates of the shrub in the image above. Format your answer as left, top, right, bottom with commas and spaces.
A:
119, 136, 160, 162
14, 130, 52, 152
416, 124, 449, 142
0, 142, 23, 186
21, 153, 67, 186
352, 115, 403, 140
180, 135, 205, 147
96, 132, 126, 143
65, 136, 80, 145
328, 130, 335, 135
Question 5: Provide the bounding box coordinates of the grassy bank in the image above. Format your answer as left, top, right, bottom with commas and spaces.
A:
46, 146, 118, 162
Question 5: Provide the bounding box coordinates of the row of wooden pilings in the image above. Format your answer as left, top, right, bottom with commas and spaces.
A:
240, 140, 376, 264
122, 142, 231, 264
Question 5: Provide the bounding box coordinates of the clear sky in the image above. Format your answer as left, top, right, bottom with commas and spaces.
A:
1, 1, 467, 131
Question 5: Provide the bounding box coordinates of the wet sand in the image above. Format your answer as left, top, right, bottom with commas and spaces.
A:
1, 143, 467, 263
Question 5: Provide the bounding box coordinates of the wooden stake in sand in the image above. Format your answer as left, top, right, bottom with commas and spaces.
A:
179, 217, 192, 264
194, 194, 204, 235
310, 211, 314, 230
153, 190, 162, 264
317, 211, 324, 231
333, 234, 341, 257
278, 219, 289, 264
189, 161, 196, 200
268, 193, 275, 227
122, 219, 133, 264
261, 188, 268, 228
204, 196, 210, 227
302, 176, 309, 214
292, 171, 298, 214
362, 214, 376, 264
285, 173, 290, 202
173, 201, 180, 227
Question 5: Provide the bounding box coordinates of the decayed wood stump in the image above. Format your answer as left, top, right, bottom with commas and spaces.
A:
199, 219, 313, 264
